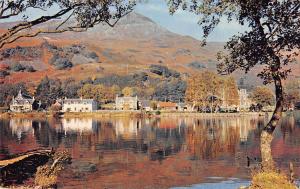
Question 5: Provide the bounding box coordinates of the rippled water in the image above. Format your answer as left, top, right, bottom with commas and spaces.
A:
1, 111, 300, 189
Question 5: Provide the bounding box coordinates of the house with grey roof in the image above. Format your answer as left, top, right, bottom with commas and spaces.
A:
10, 90, 36, 112
177, 103, 194, 112
139, 100, 152, 111
115, 95, 138, 110
62, 97, 97, 112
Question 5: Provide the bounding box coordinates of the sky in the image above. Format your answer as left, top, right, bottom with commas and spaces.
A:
135, 0, 246, 42
1, 0, 246, 42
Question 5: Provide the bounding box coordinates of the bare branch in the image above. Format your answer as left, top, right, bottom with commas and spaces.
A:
105, 9, 133, 27
0, 0, 25, 19
55, 11, 75, 30
0, 27, 87, 48
0, 0, 136, 48
0, 7, 73, 47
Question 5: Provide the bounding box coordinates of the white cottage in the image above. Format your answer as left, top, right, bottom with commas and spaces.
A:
238, 89, 252, 111
62, 97, 97, 112
115, 95, 138, 110
10, 90, 35, 112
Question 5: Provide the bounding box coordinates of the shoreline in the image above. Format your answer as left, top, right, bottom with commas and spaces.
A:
0, 111, 278, 119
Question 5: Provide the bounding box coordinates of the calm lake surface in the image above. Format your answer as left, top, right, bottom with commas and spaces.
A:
1, 112, 300, 189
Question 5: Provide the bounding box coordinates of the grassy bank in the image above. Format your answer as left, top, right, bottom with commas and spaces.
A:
0, 111, 288, 119
159, 111, 264, 117
0, 112, 50, 119
62, 111, 143, 118
0, 111, 270, 119
246, 171, 297, 189
36, 111, 265, 119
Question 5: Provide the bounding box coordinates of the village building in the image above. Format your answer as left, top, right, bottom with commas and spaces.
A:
177, 103, 195, 112
157, 102, 178, 111
115, 95, 139, 110
10, 90, 36, 112
176, 103, 186, 111
238, 89, 252, 111
62, 97, 97, 112
139, 100, 152, 111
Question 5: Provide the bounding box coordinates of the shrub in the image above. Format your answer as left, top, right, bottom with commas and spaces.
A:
149, 64, 180, 78
54, 58, 73, 70
11, 63, 26, 72
35, 151, 71, 188
188, 61, 207, 69
88, 52, 99, 60
0, 70, 9, 77
49, 53, 60, 65
249, 171, 296, 189
0, 46, 41, 59
25, 65, 36, 72
35, 165, 59, 188
153, 80, 186, 102
49, 53, 73, 70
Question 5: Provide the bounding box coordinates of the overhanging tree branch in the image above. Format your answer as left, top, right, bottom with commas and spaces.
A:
0, 0, 136, 49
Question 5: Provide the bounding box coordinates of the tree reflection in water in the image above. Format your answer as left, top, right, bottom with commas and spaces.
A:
0, 112, 299, 188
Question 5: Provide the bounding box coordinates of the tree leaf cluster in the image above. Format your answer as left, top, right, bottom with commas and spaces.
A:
185, 71, 239, 107
0, 0, 136, 48
149, 64, 180, 78
0, 46, 42, 60
48, 43, 99, 70
249, 86, 275, 107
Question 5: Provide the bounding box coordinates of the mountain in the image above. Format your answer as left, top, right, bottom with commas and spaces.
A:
0, 12, 298, 88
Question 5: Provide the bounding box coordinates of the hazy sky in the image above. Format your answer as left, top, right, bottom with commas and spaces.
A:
135, 0, 246, 42
1, 0, 246, 42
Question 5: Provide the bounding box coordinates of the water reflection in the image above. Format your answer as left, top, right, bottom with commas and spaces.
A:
60, 118, 98, 134
0, 112, 300, 188
9, 119, 33, 141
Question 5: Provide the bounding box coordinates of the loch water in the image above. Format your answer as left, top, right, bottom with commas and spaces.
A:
1, 111, 300, 189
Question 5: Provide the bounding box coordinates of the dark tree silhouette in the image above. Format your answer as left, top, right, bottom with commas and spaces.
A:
0, 0, 136, 48
35, 76, 63, 108
168, 0, 300, 170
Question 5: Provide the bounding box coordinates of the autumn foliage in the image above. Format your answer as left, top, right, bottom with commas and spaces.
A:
185, 71, 239, 109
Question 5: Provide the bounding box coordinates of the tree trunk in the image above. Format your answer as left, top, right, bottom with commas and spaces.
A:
260, 130, 275, 170
260, 75, 284, 170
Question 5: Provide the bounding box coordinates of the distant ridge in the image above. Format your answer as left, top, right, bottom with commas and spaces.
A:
0, 12, 298, 87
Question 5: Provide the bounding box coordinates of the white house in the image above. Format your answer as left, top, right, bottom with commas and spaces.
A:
115, 95, 138, 110
62, 97, 97, 112
177, 103, 195, 112
238, 89, 252, 111
10, 90, 35, 112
